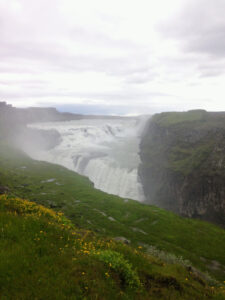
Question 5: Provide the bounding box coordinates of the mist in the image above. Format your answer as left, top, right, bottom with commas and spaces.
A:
0, 101, 150, 201
23, 116, 149, 201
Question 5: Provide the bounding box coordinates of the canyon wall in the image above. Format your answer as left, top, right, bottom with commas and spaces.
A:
139, 110, 225, 227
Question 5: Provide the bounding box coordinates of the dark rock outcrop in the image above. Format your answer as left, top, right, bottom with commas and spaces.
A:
139, 110, 225, 227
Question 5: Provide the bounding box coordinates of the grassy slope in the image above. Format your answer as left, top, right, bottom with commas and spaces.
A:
0, 143, 225, 283
1, 195, 225, 300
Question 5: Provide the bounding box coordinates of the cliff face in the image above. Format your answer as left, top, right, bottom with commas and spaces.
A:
139, 110, 225, 227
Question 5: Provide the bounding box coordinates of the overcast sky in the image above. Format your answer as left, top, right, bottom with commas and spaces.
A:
1, 0, 225, 115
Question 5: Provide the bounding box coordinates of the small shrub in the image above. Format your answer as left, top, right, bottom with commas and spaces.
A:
145, 244, 190, 267
93, 250, 141, 289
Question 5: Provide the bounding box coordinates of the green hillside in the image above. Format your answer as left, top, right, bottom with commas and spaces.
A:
1, 195, 224, 299
0, 142, 225, 286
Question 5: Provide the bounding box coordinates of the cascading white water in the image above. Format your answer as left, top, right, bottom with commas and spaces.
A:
28, 117, 146, 201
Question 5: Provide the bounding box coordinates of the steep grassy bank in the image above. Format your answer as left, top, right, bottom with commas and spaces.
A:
1, 195, 224, 299
0, 142, 225, 283
139, 110, 225, 227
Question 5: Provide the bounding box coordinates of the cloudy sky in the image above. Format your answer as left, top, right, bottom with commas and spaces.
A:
1, 0, 225, 115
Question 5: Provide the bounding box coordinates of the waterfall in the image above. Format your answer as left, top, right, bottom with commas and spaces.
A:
28, 117, 147, 201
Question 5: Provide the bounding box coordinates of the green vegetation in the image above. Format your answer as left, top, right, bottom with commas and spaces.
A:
149, 111, 225, 176
151, 110, 225, 129
169, 143, 214, 175
0, 142, 225, 285
1, 195, 224, 299
151, 110, 207, 127
93, 250, 141, 289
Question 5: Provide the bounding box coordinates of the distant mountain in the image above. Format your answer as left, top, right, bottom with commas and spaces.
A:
0, 101, 64, 150
0, 101, 83, 127
0, 101, 129, 151
0, 101, 128, 126
139, 110, 225, 227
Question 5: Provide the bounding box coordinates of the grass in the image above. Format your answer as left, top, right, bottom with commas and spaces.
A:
151, 110, 207, 127
151, 110, 225, 129
169, 142, 214, 175
1, 194, 224, 299
0, 142, 225, 284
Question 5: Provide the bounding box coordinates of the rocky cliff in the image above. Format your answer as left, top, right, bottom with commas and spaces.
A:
139, 110, 225, 227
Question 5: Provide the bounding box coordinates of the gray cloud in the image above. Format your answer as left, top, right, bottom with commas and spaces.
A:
0, 85, 172, 102
198, 62, 225, 78
0, 0, 153, 80
0, 22, 154, 82
1, 0, 225, 114
160, 0, 225, 57
158, 0, 225, 79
